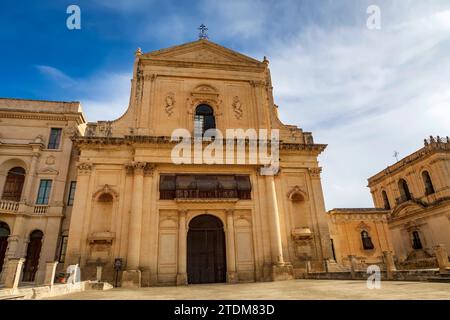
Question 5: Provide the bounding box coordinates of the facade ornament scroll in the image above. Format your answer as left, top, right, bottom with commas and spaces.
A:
249, 80, 265, 88
186, 84, 223, 117
232, 96, 243, 120
64, 125, 79, 137
308, 167, 322, 179
125, 162, 155, 176
356, 221, 371, 232
77, 162, 93, 174
45, 155, 56, 166
144, 73, 157, 82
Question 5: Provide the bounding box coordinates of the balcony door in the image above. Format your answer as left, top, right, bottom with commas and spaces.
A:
2, 167, 25, 201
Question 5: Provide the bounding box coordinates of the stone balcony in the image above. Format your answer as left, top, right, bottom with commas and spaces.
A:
0, 199, 49, 216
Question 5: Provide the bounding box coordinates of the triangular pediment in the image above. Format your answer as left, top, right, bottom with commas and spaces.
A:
142, 39, 263, 65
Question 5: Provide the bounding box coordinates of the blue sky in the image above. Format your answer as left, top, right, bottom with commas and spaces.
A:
1, 0, 449, 209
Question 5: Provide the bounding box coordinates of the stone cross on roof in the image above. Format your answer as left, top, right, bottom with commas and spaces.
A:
198, 24, 208, 39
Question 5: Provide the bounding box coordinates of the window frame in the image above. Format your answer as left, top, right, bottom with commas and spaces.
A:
47, 127, 63, 150
67, 181, 77, 206
361, 230, 375, 250
58, 235, 68, 263
421, 171, 435, 196
36, 179, 53, 205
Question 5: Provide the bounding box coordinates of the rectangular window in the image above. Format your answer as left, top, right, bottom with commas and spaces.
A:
48, 128, 62, 149
36, 179, 52, 204
67, 181, 76, 206
58, 236, 68, 263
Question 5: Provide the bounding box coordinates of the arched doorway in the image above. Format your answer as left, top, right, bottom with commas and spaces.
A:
22, 230, 43, 282
2, 167, 26, 201
0, 222, 10, 274
187, 214, 226, 284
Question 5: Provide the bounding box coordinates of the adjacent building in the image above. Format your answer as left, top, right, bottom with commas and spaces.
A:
328, 136, 450, 269
368, 136, 450, 268
0, 98, 85, 283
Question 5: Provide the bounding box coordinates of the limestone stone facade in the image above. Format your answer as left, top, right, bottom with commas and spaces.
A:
0, 98, 85, 284
327, 208, 393, 268
62, 39, 333, 286
368, 136, 450, 268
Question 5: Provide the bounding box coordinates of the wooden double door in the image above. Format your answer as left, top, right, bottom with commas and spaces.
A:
187, 215, 226, 284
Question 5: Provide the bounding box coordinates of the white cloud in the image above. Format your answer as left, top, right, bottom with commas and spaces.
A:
35, 1, 450, 210
35, 65, 131, 122
35, 65, 77, 88
78, 72, 132, 122
264, 7, 450, 209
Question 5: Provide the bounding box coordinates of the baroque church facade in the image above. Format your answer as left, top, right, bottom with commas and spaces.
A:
64, 39, 333, 287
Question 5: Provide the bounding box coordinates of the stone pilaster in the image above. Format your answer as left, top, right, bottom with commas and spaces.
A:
265, 175, 293, 281
21, 150, 40, 203
226, 209, 238, 283
383, 251, 397, 280
65, 162, 92, 267
122, 162, 146, 288
176, 210, 187, 286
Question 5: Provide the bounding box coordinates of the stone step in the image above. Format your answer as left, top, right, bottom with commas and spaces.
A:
0, 294, 26, 300
427, 277, 450, 283
427, 272, 450, 283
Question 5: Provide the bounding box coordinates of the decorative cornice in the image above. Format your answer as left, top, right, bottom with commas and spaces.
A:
368, 137, 449, 186
72, 135, 327, 154
175, 198, 239, 203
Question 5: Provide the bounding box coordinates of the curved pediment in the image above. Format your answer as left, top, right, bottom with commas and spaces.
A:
391, 200, 425, 218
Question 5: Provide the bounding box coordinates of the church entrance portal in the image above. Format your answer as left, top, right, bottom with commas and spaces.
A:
187, 214, 226, 284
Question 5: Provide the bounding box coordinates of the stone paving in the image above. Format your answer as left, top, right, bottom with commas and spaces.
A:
47, 279, 450, 300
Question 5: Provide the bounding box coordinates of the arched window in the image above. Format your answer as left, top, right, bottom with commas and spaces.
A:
422, 171, 435, 195
398, 179, 412, 202
381, 190, 391, 210
194, 104, 215, 137
361, 230, 374, 250
412, 231, 423, 250
2, 167, 26, 201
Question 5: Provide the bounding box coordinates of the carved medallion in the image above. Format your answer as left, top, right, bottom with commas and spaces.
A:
232, 96, 243, 120
45, 155, 56, 165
